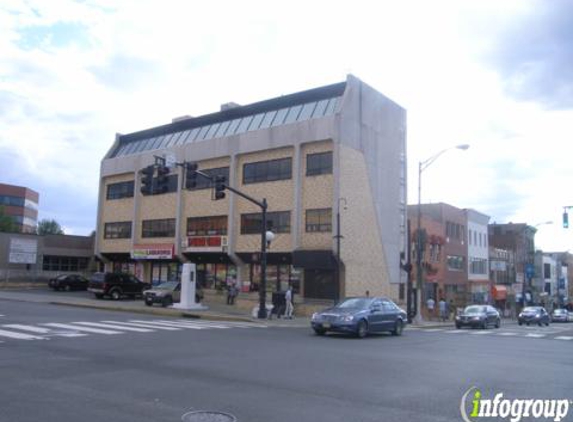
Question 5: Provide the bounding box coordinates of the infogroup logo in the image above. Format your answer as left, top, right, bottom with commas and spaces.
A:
460, 387, 571, 422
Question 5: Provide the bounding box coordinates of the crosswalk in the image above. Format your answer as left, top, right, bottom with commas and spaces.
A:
0, 319, 267, 344
408, 326, 573, 341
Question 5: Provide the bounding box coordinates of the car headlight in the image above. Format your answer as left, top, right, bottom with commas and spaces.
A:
518, 313, 523, 318
340, 315, 354, 322
472, 316, 482, 320
311, 313, 320, 321
455, 316, 461, 320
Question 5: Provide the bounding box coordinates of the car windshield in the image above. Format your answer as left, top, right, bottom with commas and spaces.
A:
464, 306, 486, 314
336, 298, 374, 309
523, 307, 541, 313
554, 309, 566, 314
155, 282, 178, 290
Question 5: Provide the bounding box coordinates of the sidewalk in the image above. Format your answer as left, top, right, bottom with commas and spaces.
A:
0, 286, 309, 327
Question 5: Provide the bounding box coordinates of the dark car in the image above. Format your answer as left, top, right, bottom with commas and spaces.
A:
518, 306, 550, 326
48, 274, 89, 291
88, 272, 150, 300
455, 305, 501, 329
551, 308, 569, 323
143, 281, 204, 307
310, 297, 407, 338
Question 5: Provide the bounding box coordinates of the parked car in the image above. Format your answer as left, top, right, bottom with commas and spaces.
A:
48, 274, 89, 291
518, 306, 550, 326
143, 281, 204, 307
310, 297, 407, 338
551, 308, 570, 323
88, 272, 150, 300
455, 305, 501, 329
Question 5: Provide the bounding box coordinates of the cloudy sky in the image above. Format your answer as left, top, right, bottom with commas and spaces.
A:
1, 0, 572, 251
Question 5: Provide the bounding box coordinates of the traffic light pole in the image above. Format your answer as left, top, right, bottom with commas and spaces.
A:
563, 206, 573, 228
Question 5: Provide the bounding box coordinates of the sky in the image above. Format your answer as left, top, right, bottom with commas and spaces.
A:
0, 0, 572, 251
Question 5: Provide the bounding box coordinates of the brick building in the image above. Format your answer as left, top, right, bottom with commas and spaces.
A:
95, 75, 407, 305
0, 183, 39, 233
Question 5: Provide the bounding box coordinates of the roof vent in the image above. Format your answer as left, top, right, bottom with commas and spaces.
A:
172, 115, 194, 123
220, 102, 241, 111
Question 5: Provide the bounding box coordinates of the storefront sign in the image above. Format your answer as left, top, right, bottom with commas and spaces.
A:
131, 244, 174, 260
9, 238, 38, 264
490, 260, 506, 271
184, 236, 227, 253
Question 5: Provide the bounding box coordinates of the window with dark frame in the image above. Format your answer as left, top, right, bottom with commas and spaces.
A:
241, 211, 291, 234
104, 221, 132, 239
142, 218, 176, 238
305, 208, 332, 232
187, 216, 228, 236
106, 181, 134, 200
243, 158, 292, 184
306, 151, 333, 176
42, 256, 89, 272
188, 167, 230, 191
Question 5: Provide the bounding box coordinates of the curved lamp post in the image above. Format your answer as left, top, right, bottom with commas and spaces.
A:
414, 144, 470, 322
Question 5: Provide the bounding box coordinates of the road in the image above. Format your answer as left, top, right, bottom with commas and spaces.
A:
0, 300, 572, 422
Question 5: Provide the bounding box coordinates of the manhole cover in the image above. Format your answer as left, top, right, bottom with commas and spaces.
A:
181, 410, 237, 422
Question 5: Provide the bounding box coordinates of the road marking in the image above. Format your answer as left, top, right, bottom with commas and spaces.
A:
445, 330, 466, 334
525, 333, 546, 338
2, 324, 87, 337
101, 321, 182, 331
497, 332, 519, 336
42, 323, 123, 335
423, 329, 445, 332
470, 331, 492, 335
129, 320, 214, 330
155, 320, 229, 329
72, 322, 155, 333
555, 336, 573, 341
0, 328, 46, 340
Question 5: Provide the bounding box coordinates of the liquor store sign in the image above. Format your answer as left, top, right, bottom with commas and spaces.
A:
131, 244, 174, 260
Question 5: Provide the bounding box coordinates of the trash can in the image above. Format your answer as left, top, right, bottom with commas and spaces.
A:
272, 292, 286, 318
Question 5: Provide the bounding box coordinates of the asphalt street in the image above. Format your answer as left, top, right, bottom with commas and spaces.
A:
0, 300, 572, 422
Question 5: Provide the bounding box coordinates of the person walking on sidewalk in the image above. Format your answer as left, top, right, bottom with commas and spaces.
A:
284, 285, 294, 319
227, 281, 238, 305
439, 298, 447, 322
426, 297, 435, 321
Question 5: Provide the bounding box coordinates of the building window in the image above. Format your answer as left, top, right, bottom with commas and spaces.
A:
0, 195, 25, 207
306, 151, 333, 176
305, 208, 332, 232
106, 181, 134, 200
42, 256, 89, 272
187, 216, 228, 236
142, 219, 176, 238
470, 258, 487, 275
104, 222, 132, 239
187, 167, 230, 191
447, 255, 464, 271
241, 211, 291, 234
243, 158, 292, 184
544, 263, 551, 279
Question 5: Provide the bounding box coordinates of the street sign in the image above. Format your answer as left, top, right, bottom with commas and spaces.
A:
525, 264, 535, 279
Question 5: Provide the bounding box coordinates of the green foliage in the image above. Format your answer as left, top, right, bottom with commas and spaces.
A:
37, 219, 64, 235
0, 205, 17, 233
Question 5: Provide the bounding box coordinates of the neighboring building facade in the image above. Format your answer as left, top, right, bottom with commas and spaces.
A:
95, 75, 407, 303
0, 183, 39, 233
488, 223, 536, 307
465, 209, 490, 304
489, 246, 516, 315
0, 232, 95, 282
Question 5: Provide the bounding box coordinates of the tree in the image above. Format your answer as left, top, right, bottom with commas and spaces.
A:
0, 205, 17, 233
37, 219, 64, 235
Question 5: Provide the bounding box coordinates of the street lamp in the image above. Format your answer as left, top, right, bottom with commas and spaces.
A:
414, 144, 470, 322
335, 197, 347, 304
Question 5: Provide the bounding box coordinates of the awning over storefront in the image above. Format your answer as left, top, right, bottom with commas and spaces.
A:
235, 252, 292, 265
99, 252, 132, 262
292, 250, 336, 270
182, 252, 233, 264
492, 285, 508, 301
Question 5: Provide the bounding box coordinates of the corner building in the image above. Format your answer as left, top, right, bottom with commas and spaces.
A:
95, 75, 407, 303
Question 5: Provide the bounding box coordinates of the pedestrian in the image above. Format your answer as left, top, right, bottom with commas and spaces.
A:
449, 299, 455, 320
439, 298, 447, 322
426, 297, 435, 320
365, 290, 370, 298
227, 281, 238, 305
284, 285, 294, 319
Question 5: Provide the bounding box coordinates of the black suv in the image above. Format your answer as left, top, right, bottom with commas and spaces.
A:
88, 272, 150, 300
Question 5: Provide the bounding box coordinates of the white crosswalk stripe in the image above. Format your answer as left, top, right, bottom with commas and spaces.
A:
154, 320, 230, 329
497, 332, 519, 336
101, 321, 182, 331
0, 328, 46, 340
555, 336, 573, 341
470, 331, 492, 335
128, 320, 215, 329
525, 333, 546, 338
42, 323, 123, 335
445, 330, 466, 334
72, 322, 155, 333
3, 324, 87, 337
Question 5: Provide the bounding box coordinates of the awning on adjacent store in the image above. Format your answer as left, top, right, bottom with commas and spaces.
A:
492, 285, 508, 301
292, 250, 336, 270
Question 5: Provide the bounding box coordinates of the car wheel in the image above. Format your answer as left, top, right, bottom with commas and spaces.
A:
495, 319, 501, 329
356, 320, 368, 338
392, 320, 404, 336
526, 322, 530, 326
313, 328, 326, 336
545, 321, 550, 326
456, 323, 461, 329
538, 321, 543, 327
161, 296, 173, 307
518, 321, 522, 326
64, 285, 72, 292
145, 299, 153, 307
110, 289, 122, 300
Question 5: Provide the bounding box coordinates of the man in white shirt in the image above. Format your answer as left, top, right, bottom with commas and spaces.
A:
284, 286, 294, 319
426, 297, 435, 320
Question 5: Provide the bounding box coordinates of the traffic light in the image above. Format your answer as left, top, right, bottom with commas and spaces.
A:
140, 165, 154, 195
185, 162, 198, 189
155, 165, 170, 194
214, 175, 226, 200
563, 212, 569, 229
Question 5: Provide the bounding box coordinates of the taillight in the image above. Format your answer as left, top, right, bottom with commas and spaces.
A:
102, 282, 109, 290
